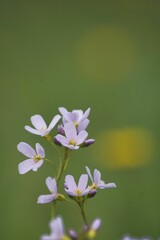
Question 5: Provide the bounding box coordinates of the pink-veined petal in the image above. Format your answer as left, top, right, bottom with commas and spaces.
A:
94, 169, 101, 185
17, 142, 36, 158
85, 166, 94, 183
65, 175, 77, 192
64, 122, 77, 139
46, 177, 57, 194
76, 130, 88, 145
37, 194, 55, 204
78, 174, 88, 191
32, 160, 44, 171
48, 114, 61, 130
36, 143, 45, 158
24, 126, 42, 135
18, 159, 35, 174
31, 114, 47, 130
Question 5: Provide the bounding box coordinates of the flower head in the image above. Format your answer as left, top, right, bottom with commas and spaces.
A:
54, 122, 88, 150
25, 114, 61, 137
59, 107, 90, 133
37, 177, 59, 204
64, 174, 90, 197
17, 142, 45, 174
86, 166, 116, 190
41, 216, 70, 240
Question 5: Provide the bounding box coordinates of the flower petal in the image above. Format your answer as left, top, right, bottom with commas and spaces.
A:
32, 160, 44, 171
78, 174, 88, 191
98, 183, 116, 189
24, 126, 42, 135
36, 143, 45, 158
81, 108, 90, 122
58, 107, 68, 117
85, 166, 93, 183
55, 134, 68, 146
64, 122, 77, 139
72, 110, 83, 121
46, 177, 57, 194
41, 235, 54, 240
65, 175, 77, 192
76, 130, 88, 145
94, 169, 101, 185
48, 114, 61, 130
31, 114, 47, 130
78, 119, 90, 132
17, 142, 36, 158
37, 194, 55, 204
18, 159, 35, 174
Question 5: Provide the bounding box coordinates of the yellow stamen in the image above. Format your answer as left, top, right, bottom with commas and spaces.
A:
69, 139, 76, 146
75, 188, 82, 196
33, 155, 42, 162
90, 183, 97, 190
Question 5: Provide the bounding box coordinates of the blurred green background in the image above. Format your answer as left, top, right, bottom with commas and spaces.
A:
1, 0, 160, 239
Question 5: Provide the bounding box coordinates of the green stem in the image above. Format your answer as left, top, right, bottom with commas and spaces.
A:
51, 201, 56, 220
79, 201, 88, 226
56, 148, 70, 186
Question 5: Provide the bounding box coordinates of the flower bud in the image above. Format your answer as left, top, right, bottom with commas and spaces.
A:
57, 124, 65, 135
87, 189, 97, 198
56, 194, 66, 201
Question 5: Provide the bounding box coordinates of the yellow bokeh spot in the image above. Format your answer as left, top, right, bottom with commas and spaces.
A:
96, 128, 155, 169
75, 25, 136, 83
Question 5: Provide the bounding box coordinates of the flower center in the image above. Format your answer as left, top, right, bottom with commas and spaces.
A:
75, 188, 82, 196
33, 155, 42, 162
90, 183, 97, 190
69, 139, 76, 146
73, 121, 78, 128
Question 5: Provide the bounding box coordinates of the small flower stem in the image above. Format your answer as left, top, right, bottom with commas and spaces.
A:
51, 201, 56, 220
79, 201, 88, 226
50, 141, 61, 161
56, 148, 70, 186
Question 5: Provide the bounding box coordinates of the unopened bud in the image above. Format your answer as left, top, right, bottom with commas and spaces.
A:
57, 125, 65, 135
57, 194, 66, 201
88, 189, 97, 198
54, 137, 62, 146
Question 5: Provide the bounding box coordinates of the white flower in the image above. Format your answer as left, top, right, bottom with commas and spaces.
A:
55, 122, 88, 150
17, 142, 45, 174
37, 177, 58, 204
59, 107, 90, 132
41, 216, 70, 240
64, 174, 90, 197
25, 114, 61, 137
86, 166, 116, 190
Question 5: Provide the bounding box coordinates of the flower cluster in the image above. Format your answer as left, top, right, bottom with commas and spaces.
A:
17, 107, 117, 240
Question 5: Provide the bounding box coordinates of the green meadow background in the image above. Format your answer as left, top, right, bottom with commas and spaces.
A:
1, 1, 160, 239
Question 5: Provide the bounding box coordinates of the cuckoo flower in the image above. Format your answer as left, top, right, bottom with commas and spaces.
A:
25, 114, 61, 137
59, 107, 90, 133
41, 216, 70, 240
37, 177, 60, 204
64, 174, 90, 197
86, 166, 116, 190
17, 142, 45, 174
54, 122, 88, 150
